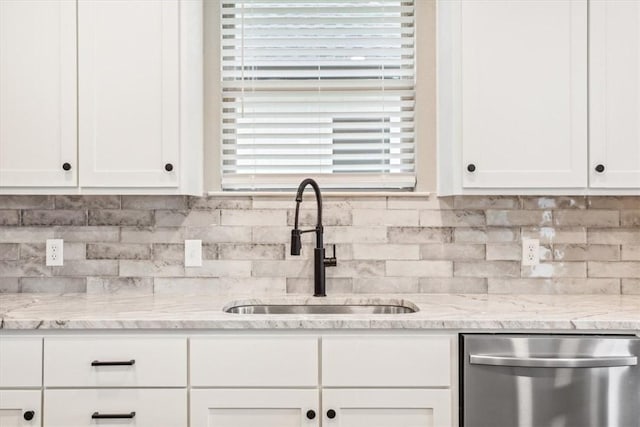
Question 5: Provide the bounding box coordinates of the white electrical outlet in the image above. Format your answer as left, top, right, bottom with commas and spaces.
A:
185, 239, 202, 267
522, 238, 540, 266
46, 239, 64, 266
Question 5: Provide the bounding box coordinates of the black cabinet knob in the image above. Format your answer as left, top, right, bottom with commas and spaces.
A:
23, 411, 35, 421
327, 409, 336, 419
306, 410, 316, 420
467, 164, 476, 173
164, 163, 174, 172
62, 163, 71, 171
595, 164, 605, 173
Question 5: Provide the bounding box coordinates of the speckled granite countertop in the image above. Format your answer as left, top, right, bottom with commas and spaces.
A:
0, 293, 639, 331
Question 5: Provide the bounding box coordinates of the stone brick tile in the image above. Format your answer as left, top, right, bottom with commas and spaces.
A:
588, 197, 640, 210
388, 196, 454, 210
286, 208, 352, 227
184, 260, 252, 277
554, 210, 619, 227
87, 243, 151, 260
0, 195, 54, 209
388, 227, 453, 244
0, 210, 20, 226
51, 260, 118, 277
326, 226, 388, 244
189, 196, 252, 210
122, 195, 187, 210
486, 210, 552, 227
521, 196, 587, 210
454, 227, 519, 243
420, 243, 485, 260
324, 198, 387, 210
119, 260, 184, 277
252, 260, 313, 278
0, 277, 19, 292
522, 262, 587, 278
353, 244, 420, 260
218, 243, 284, 260
287, 278, 353, 294
88, 210, 153, 226
155, 210, 220, 227
154, 243, 216, 261
187, 226, 252, 243
154, 277, 286, 295
622, 245, 640, 261
486, 243, 551, 261
622, 279, 640, 295
553, 244, 620, 261
87, 277, 154, 295
454, 261, 520, 278
121, 227, 184, 243
386, 260, 453, 277
419, 277, 488, 293
419, 210, 485, 227
621, 210, 640, 227
220, 209, 287, 226
22, 210, 86, 226
588, 261, 640, 278
0, 243, 19, 260
352, 209, 419, 226
55, 195, 120, 209
488, 278, 620, 294
454, 196, 520, 210
19, 277, 87, 293
0, 227, 52, 242
55, 226, 120, 242
0, 260, 51, 277
327, 260, 386, 278
251, 226, 290, 244
522, 227, 587, 244
353, 277, 419, 293
588, 228, 640, 244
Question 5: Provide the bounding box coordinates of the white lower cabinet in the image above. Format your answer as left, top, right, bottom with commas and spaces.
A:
322, 389, 451, 427
191, 389, 319, 427
43, 389, 186, 427
0, 390, 41, 426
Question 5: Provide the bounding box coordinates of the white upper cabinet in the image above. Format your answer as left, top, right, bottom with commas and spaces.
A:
589, 0, 640, 189
0, 0, 77, 187
460, 0, 588, 189
78, 0, 180, 188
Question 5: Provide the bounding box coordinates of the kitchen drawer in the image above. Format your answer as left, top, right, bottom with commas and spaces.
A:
0, 390, 41, 426
322, 335, 452, 387
44, 336, 186, 387
43, 389, 186, 427
190, 336, 318, 387
0, 337, 42, 388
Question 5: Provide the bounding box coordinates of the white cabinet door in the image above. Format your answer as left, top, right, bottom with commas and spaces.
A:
190, 389, 319, 427
590, 0, 640, 189
78, 0, 180, 188
460, 0, 588, 188
322, 389, 451, 427
0, 390, 41, 427
0, 0, 76, 187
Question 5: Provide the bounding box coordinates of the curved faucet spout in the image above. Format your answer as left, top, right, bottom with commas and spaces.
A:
294, 178, 323, 228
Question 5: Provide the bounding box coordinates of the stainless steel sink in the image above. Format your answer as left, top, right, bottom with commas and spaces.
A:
224, 303, 417, 315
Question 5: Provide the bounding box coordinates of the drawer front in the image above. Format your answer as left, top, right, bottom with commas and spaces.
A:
0, 390, 41, 427
44, 336, 186, 387
322, 335, 452, 387
190, 336, 318, 387
0, 337, 42, 388
43, 389, 186, 427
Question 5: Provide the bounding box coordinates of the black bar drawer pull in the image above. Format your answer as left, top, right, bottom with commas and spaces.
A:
91, 359, 135, 367
92, 412, 136, 419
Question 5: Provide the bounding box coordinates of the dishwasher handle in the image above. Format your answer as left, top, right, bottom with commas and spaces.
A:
469, 355, 638, 368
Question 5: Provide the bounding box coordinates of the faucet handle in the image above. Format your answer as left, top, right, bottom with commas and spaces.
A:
324, 244, 337, 267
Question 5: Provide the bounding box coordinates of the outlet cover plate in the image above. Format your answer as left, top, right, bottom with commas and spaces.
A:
522, 238, 540, 266
46, 239, 64, 266
185, 239, 202, 267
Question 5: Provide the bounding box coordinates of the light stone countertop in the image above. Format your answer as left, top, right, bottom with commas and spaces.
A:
1, 293, 639, 331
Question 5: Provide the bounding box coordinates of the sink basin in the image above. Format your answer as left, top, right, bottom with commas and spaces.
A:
224, 303, 417, 315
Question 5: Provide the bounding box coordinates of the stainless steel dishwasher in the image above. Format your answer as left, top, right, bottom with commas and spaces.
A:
461, 334, 640, 427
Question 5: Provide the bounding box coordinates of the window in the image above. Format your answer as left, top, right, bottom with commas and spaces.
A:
221, 0, 416, 191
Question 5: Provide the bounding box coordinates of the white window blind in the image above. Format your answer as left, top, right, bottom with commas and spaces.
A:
220, 0, 416, 191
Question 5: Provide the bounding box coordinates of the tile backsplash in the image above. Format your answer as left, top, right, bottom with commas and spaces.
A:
0, 195, 638, 295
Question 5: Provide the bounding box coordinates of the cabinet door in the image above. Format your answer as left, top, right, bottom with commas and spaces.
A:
190, 389, 319, 427
0, 390, 41, 427
461, 0, 588, 188
78, 0, 179, 188
0, 0, 76, 187
590, 0, 640, 189
322, 389, 451, 427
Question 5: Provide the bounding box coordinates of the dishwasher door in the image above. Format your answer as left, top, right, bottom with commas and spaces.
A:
461, 334, 640, 427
